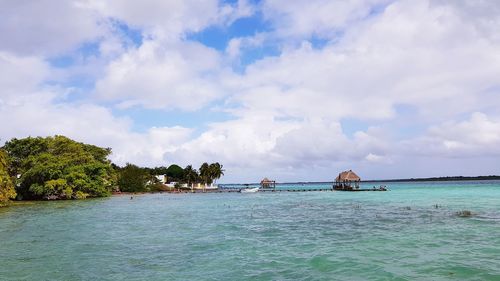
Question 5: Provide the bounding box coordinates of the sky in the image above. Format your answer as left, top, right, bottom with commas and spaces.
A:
1, 0, 500, 183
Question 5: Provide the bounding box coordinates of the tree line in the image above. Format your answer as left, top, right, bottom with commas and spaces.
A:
0, 135, 224, 206
116, 161, 224, 193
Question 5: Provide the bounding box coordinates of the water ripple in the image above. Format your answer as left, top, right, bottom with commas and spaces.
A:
0, 184, 499, 280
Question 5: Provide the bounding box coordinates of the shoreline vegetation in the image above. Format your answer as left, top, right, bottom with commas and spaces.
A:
2, 135, 498, 208
0, 135, 224, 207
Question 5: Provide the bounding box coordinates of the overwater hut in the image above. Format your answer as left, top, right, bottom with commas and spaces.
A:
334, 170, 361, 190
260, 177, 276, 189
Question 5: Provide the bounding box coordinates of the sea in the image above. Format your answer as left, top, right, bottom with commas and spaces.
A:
1, 181, 499, 280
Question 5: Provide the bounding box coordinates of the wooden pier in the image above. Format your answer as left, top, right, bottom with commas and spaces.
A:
187, 187, 387, 193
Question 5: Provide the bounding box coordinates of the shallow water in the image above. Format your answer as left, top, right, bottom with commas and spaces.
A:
1, 181, 499, 280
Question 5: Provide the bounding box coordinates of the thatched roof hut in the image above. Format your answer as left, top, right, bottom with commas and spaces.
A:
334, 170, 361, 190
260, 177, 276, 189
335, 170, 361, 182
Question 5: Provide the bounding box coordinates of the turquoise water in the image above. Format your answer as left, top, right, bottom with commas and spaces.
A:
1, 181, 499, 280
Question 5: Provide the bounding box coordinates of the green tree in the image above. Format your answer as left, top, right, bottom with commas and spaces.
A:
3, 136, 48, 176
0, 149, 16, 206
166, 164, 184, 180
198, 162, 224, 185
117, 163, 149, 192
151, 166, 168, 176
183, 165, 199, 185
199, 162, 210, 184
209, 162, 224, 184
2, 135, 115, 200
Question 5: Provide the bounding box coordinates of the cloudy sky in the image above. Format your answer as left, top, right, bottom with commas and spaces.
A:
1, 0, 500, 182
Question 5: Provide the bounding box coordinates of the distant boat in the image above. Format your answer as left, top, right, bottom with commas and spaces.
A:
240, 187, 259, 193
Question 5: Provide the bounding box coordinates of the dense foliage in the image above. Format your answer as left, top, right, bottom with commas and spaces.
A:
1, 135, 227, 201
176, 162, 224, 186
166, 164, 184, 180
0, 149, 16, 206
198, 162, 224, 185
146, 164, 185, 182
117, 163, 150, 192
183, 165, 199, 184
2, 136, 115, 200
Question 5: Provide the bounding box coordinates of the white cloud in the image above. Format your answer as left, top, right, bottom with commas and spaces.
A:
272, 120, 389, 165
406, 112, 500, 157
226, 33, 266, 60
0, 52, 50, 98
165, 114, 299, 168
262, 0, 390, 39
229, 0, 500, 125
0, 0, 103, 56
86, 0, 255, 40
0, 0, 255, 56
365, 153, 385, 163
94, 39, 229, 110
434, 0, 500, 43
218, 0, 256, 26
90, 0, 257, 110
86, 0, 219, 38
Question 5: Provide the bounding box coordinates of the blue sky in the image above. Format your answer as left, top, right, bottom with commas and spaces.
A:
1, 0, 500, 182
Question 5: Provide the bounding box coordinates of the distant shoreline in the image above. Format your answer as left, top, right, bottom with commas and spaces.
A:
365, 175, 500, 183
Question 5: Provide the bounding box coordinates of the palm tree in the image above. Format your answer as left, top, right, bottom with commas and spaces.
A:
183, 165, 199, 185
209, 162, 224, 184
199, 162, 210, 185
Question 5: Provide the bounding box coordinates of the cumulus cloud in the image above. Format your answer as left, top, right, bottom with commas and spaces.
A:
86, 0, 219, 38
94, 39, 228, 110
226, 33, 266, 60
233, 0, 500, 123
90, 0, 256, 110
165, 114, 299, 168
406, 112, 500, 157
0, 0, 103, 56
273, 120, 390, 165
262, 0, 391, 39
0, 52, 50, 98
85, 0, 255, 39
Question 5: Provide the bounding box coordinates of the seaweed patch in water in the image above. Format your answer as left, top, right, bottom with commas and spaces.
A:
455, 210, 473, 217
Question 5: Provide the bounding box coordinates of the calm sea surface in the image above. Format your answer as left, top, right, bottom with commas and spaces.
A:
1, 181, 499, 280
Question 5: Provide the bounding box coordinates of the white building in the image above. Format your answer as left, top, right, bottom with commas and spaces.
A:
155, 175, 167, 184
